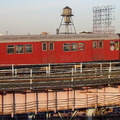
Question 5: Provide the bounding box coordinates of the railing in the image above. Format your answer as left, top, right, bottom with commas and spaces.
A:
1, 94, 120, 115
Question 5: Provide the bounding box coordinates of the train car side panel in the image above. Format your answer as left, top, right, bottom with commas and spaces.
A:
104, 40, 119, 61
0, 42, 42, 65
54, 40, 92, 63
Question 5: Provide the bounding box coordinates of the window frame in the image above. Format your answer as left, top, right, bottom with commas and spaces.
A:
42, 42, 47, 51
7, 45, 15, 54
25, 44, 33, 53
63, 43, 70, 52
49, 42, 54, 51
93, 41, 97, 49
16, 44, 24, 54
115, 41, 119, 50
71, 43, 77, 51
99, 41, 103, 48
78, 43, 85, 51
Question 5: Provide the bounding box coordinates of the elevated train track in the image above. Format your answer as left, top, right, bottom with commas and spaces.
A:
0, 61, 120, 91
0, 62, 120, 119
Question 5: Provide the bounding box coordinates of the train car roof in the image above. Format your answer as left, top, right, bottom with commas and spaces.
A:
0, 33, 119, 43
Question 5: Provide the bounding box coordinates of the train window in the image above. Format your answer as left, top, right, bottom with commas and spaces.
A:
16, 45, 24, 53
25, 44, 32, 53
49, 43, 54, 50
78, 43, 84, 51
63, 43, 70, 51
115, 41, 119, 50
110, 41, 115, 46
93, 41, 97, 48
7, 45, 15, 54
71, 43, 77, 51
99, 41, 103, 48
42, 43, 47, 51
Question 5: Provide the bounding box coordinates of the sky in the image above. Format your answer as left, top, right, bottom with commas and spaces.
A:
0, 0, 120, 35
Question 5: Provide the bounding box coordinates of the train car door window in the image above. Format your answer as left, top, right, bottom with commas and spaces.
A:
42, 43, 47, 51
49, 43, 54, 50
16, 45, 24, 53
63, 43, 70, 51
99, 41, 103, 48
71, 43, 77, 51
93, 41, 97, 48
7, 45, 15, 54
25, 44, 32, 53
115, 41, 119, 50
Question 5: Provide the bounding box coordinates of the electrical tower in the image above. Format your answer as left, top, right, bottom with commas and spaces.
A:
93, 5, 115, 34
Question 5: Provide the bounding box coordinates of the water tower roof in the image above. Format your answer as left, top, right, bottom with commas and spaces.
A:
64, 6, 71, 9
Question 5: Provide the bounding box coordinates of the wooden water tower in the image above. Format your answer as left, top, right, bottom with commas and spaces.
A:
58, 6, 76, 34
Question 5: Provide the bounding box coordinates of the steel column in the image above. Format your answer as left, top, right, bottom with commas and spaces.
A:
2, 92, 4, 115
36, 91, 38, 114
54, 91, 57, 113
72, 89, 75, 111
12, 92, 15, 117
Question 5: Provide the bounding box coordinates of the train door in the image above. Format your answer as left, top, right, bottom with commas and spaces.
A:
41, 42, 55, 63
92, 40, 104, 61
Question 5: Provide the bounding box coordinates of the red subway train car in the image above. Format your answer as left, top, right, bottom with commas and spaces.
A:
0, 33, 119, 65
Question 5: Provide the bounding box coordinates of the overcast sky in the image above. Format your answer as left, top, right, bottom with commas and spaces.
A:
0, 0, 119, 35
